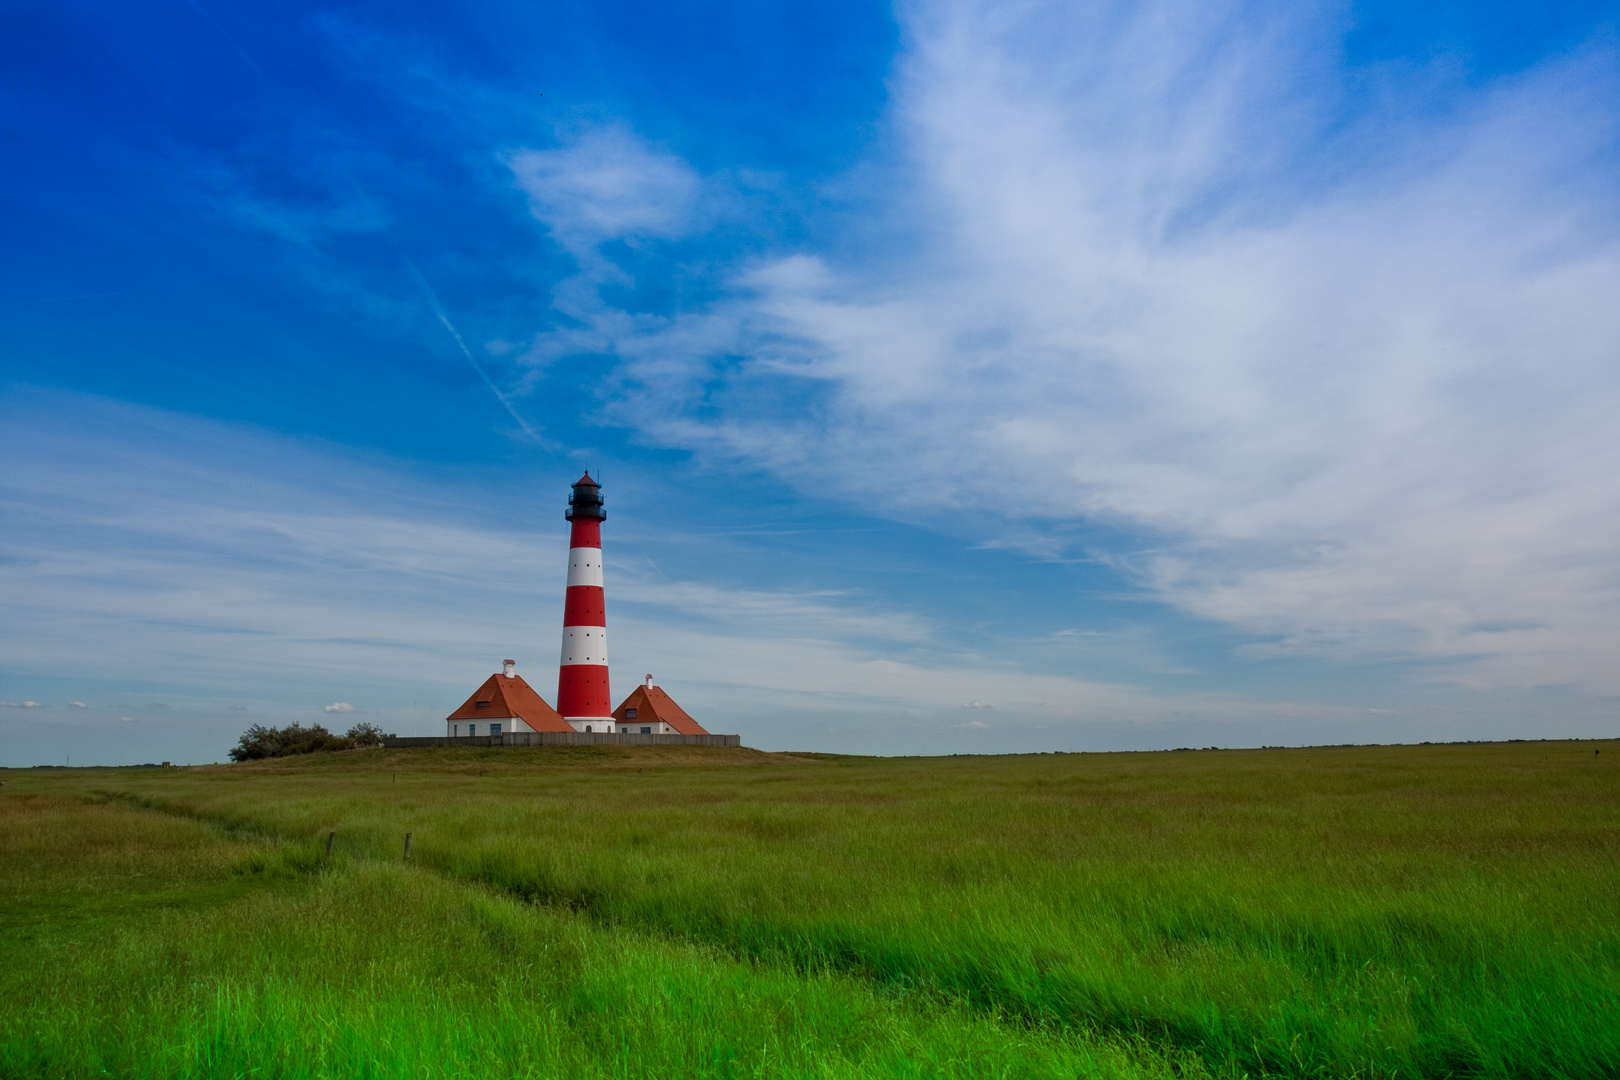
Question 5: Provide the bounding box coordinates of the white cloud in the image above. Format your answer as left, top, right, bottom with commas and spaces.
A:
507, 125, 700, 255
70, 701, 87, 708
324, 702, 356, 713
504, 124, 721, 377
546, 0, 1620, 695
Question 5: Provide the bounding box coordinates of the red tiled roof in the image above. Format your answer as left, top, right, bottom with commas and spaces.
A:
447, 672, 571, 732
612, 684, 709, 735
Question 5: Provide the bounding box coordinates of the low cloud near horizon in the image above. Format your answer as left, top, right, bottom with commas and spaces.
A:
4, 390, 1613, 767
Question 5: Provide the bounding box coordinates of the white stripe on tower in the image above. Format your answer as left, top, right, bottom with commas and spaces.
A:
559, 626, 607, 666
566, 547, 604, 587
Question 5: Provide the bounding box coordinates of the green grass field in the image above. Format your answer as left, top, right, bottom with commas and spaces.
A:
3, 740, 1616, 1079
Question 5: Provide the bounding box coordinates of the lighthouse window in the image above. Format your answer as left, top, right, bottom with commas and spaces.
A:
585, 725, 592, 732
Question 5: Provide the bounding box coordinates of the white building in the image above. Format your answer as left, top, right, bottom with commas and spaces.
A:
610, 675, 710, 735
445, 660, 573, 737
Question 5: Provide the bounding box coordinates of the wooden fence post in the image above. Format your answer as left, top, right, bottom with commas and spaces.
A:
325, 831, 335, 860
404, 832, 413, 862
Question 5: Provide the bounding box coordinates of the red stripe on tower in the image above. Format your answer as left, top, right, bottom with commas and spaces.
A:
557, 472, 611, 726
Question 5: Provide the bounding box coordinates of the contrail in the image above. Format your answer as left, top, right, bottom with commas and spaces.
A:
181, 0, 263, 74
158, 12, 543, 453
389, 240, 545, 447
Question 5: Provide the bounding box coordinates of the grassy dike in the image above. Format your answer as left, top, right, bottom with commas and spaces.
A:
2, 740, 1616, 1078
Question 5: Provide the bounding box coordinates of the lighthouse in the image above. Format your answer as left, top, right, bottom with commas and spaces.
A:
557, 472, 612, 730
427, 470, 731, 747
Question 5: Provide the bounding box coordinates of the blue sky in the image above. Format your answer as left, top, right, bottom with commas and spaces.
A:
3, 0, 1618, 764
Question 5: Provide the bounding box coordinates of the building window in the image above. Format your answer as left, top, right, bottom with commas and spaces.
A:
453, 725, 459, 736
625, 708, 638, 719
585, 725, 592, 732
641, 726, 652, 734
489, 723, 500, 736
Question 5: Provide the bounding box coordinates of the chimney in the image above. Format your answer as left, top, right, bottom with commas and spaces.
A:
644, 673, 653, 688
503, 659, 516, 679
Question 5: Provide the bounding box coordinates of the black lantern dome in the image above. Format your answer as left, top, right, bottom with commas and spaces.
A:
565, 472, 605, 521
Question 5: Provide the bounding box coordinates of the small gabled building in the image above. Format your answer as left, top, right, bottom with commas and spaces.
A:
612, 675, 710, 735
446, 660, 572, 737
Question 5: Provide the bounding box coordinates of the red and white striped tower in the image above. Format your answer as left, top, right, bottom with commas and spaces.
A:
557, 472, 611, 730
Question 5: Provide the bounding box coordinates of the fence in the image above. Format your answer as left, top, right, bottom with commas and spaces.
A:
383, 732, 742, 749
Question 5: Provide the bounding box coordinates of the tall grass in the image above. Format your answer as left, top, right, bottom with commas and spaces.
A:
0, 793, 1188, 1079
5, 740, 1617, 1077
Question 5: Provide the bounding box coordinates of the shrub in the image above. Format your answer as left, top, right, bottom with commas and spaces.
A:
344, 722, 391, 748
228, 722, 392, 761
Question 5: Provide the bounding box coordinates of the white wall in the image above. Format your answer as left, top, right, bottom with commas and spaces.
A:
615, 721, 675, 735
446, 716, 530, 737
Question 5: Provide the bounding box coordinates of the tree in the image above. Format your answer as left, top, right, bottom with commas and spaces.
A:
343, 722, 392, 747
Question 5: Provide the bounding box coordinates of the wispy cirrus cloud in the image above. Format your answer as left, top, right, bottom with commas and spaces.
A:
504, 0, 1620, 695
